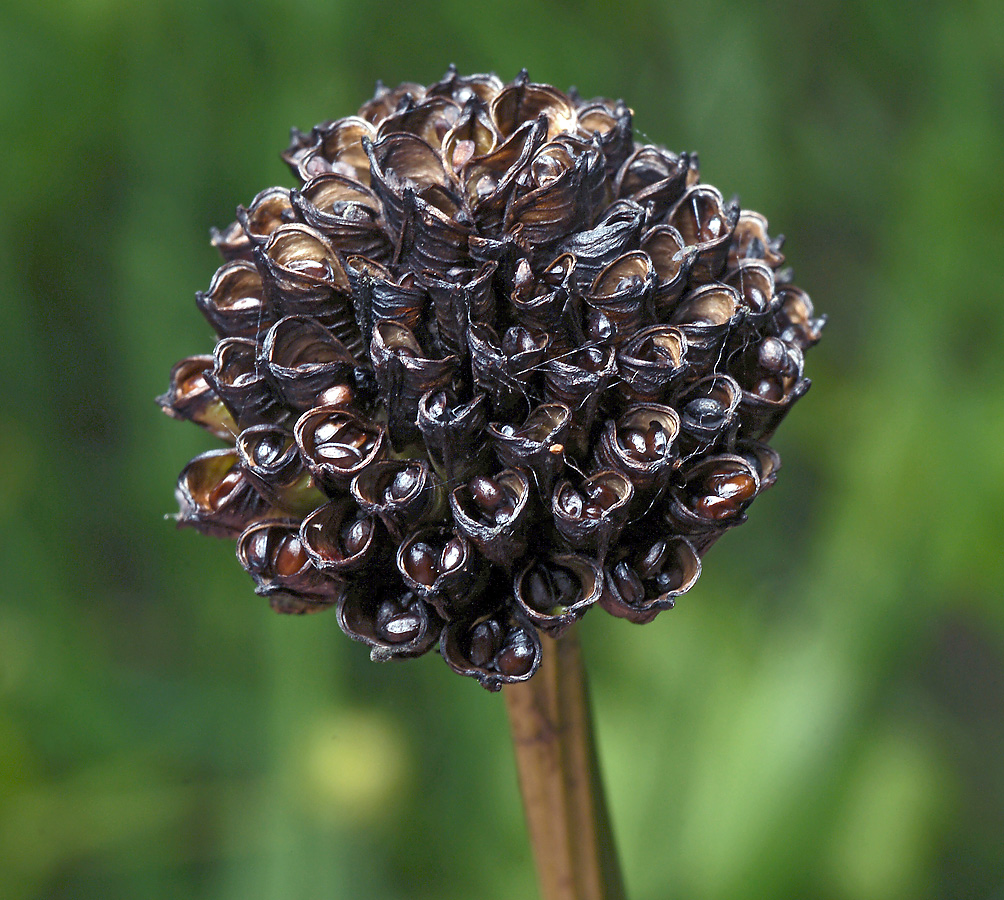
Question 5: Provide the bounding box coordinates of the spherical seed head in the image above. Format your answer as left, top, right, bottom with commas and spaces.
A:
160, 69, 823, 688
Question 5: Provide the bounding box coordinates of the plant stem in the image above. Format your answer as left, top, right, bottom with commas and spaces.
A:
504, 626, 626, 900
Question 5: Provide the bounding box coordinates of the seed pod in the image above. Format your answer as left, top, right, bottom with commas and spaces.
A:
774, 284, 826, 351
337, 586, 441, 661
290, 173, 392, 263
210, 217, 253, 262
723, 260, 780, 332
558, 200, 646, 291
672, 374, 743, 456
615, 325, 688, 403
207, 338, 288, 430
427, 66, 504, 107
346, 256, 427, 345
294, 406, 388, 494
262, 315, 358, 411
575, 99, 633, 178
600, 535, 701, 624
376, 95, 462, 147
196, 260, 274, 339
350, 458, 444, 541
732, 439, 782, 492
370, 321, 458, 447
359, 82, 427, 127
417, 390, 490, 482
236, 423, 325, 515
296, 117, 375, 184
542, 344, 617, 456
468, 322, 549, 418
513, 552, 603, 635
441, 604, 542, 690
449, 470, 533, 568
664, 454, 761, 554
235, 187, 297, 248
615, 145, 693, 219
551, 470, 634, 561
491, 75, 577, 140
300, 498, 386, 574
668, 283, 744, 371
420, 260, 498, 363
669, 185, 740, 285
511, 254, 581, 354
488, 402, 572, 500
397, 525, 485, 616
728, 209, 786, 270
174, 448, 267, 538
157, 355, 237, 441
593, 403, 680, 511
640, 225, 692, 315
585, 251, 657, 348
728, 336, 811, 440
237, 518, 342, 607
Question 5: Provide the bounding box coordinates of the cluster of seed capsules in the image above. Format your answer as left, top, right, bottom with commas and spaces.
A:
160, 69, 824, 689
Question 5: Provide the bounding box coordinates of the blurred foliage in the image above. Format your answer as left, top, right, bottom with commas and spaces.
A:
1, 0, 1002, 898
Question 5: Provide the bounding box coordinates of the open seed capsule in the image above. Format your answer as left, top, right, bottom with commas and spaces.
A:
237, 423, 324, 515
669, 184, 740, 285
235, 187, 297, 248
350, 458, 443, 541
262, 315, 358, 411
668, 283, 744, 371
542, 344, 617, 456
397, 525, 484, 617
672, 374, 742, 457
615, 145, 693, 220
640, 225, 692, 315
615, 325, 688, 403
449, 470, 533, 569
294, 406, 387, 495
196, 260, 274, 339
207, 338, 288, 431
174, 448, 267, 538
774, 284, 826, 351
441, 604, 542, 691
300, 498, 385, 574
291, 173, 392, 263
513, 552, 603, 636
337, 586, 441, 661
420, 260, 497, 363
295, 116, 375, 184
728, 209, 786, 270
488, 402, 572, 500
600, 536, 701, 624
468, 322, 549, 418
417, 390, 490, 482
157, 355, 237, 441
550, 470, 634, 561
558, 200, 646, 290
728, 336, 811, 440
585, 251, 657, 348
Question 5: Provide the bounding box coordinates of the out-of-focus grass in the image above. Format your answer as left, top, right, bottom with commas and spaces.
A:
1, 0, 1002, 898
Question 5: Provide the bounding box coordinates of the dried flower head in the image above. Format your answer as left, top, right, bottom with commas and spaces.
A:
161, 68, 824, 689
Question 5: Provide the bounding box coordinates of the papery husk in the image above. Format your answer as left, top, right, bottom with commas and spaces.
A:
513, 552, 603, 636
488, 402, 572, 501
235, 187, 296, 248
639, 225, 691, 315
236, 423, 324, 515
723, 260, 780, 331
575, 99, 633, 177
600, 535, 701, 624
157, 355, 237, 441
337, 586, 441, 661
428, 66, 504, 106
491, 76, 577, 140
558, 200, 646, 291
672, 373, 743, 457
441, 603, 542, 690
359, 83, 427, 127
370, 321, 458, 447
207, 337, 289, 430
294, 406, 388, 495
396, 525, 485, 616
262, 315, 358, 410
196, 260, 274, 339
774, 284, 826, 350
550, 470, 634, 561
346, 256, 427, 347
468, 322, 548, 418
449, 469, 533, 569
291, 173, 392, 263
728, 209, 785, 270
615, 145, 693, 220
669, 184, 740, 285
511, 255, 581, 355
668, 283, 744, 371
376, 95, 462, 146
350, 458, 445, 541
541, 344, 617, 456
729, 339, 811, 441
174, 448, 268, 538
417, 390, 490, 482
420, 260, 498, 363
296, 116, 375, 184
585, 251, 657, 348
300, 498, 386, 574
614, 325, 688, 403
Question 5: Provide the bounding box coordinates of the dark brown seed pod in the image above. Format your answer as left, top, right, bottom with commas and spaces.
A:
732, 440, 782, 492
449, 470, 533, 569
337, 586, 440, 661
420, 260, 498, 363
585, 251, 658, 348
417, 390, 490, 482
639, 225, 692, 315
350, 458, 444, 541
723, 260, 780, 331
235, 187, 297, 248
206, 338, 288, 430
510, 255, 581, 354
442, 96, 501, 173
575, 99, 633, 177
468, 322, 549, 418
615, 325, 688, 403
774, 284, 826, 351
359, 82, 427, 127
441, 605, 542, 690
593, 403, 680, 511
299, 498, 385, 574
369, 321, 458, 447
513, 552, 603, 636
728, 336, 811, 440
664, 454, 761, 554
558, 200, 646, 291
256, 223, 352, 298
487, 402, 572, 500
196, 260, 274, 339
294, 406, 388, 495
396, 525, 485, 616
673, 374, 743, 456
376, 95, 462, 147
728, 209, 786, 270
290, 173, 392, 263
346, 256, 427, 344
262, 315, 358, 411
209, 217, 253, 262
600, 535, 701, 624
295, 116, 375, 184
237, 518, 342, 606
490, 76, 577, 140
174, 448, 268, 538
427, 66, 504, 107
541, 343, 617, 456
236, 423, 325, 515
615, 145, 693, 219
550, 470, 634, 561
157, 355, 237, 441
668, 283, 744, 371
669, 184, 740, 285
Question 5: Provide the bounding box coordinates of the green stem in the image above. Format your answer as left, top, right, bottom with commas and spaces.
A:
504, 627, 627, 900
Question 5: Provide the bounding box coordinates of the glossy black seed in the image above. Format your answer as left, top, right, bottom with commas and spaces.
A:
684, 397, 724, 428
467, 619, 503, 667
495, 632, 535, 677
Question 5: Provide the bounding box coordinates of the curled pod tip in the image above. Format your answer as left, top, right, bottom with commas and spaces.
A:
158, 355, 237, 441
600, 536, 701, 624
551, 469, 634, 561
174, 448, 268, 538
295, 405, 388, 496
300, 498, 384, 574
441, 605, 543, 690
513, 552, 603, 636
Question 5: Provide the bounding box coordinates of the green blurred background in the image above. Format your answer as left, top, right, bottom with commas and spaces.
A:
1, 0, 1002, 897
